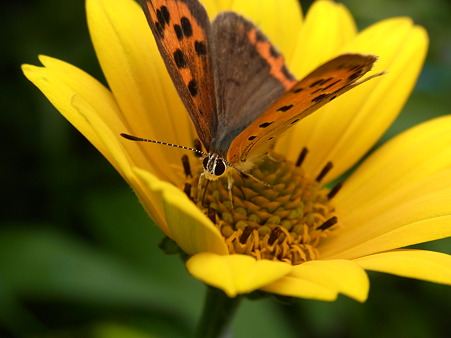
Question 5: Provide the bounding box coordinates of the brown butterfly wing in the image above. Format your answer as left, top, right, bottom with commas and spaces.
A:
209, 12, 296, 157
227, 54, 383, 164
140, 0, 216, 150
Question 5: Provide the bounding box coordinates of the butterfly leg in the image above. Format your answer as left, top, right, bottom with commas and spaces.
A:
267, 152, 283, 163
227, 174, 234, 209
197, 173, 210, 207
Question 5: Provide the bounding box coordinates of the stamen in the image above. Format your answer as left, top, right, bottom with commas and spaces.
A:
268, 227, 283, 245
183, 183, 192, 198
327, 181, 343, 199
207, 207, 216, 223
317, 216, 337, 231
316, 161, 333, 182
296, 147, 309, 167
181, 154, 192, 177
189, 156, 339, 265
240, 226, 253, 244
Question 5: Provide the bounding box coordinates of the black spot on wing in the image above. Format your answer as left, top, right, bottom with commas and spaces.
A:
160, 6, 170, 24
349, 64, 364, 72
259, 122, 273, 128
155, 21, 164, 36
320, 77, 333, 85
281, 65, 293, 81
174, 24, 183, 40
248, 136, 257, 141
311, 94, 328, 103
291, 118, 300, 124
347, 70, 363, 83
322, 79, 341, 91
173, 49, 187, 68
156, 9, 166, 28
277, 104, 293, 112
188, 79, 198, 96
269, 45, 278, 58
311, 87, 324, 94
309, 77, 334, 88
195, 41, 207, 56
181, 17, 193, 37
309, 79, 324, 87
292, 87, 304, 93
255, 30, 265, 42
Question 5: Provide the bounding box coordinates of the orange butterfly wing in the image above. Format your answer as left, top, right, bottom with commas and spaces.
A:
140, 0, 216, 150
227, 54, 383, 164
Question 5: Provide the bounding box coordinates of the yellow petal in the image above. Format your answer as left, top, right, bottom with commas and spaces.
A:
322, 187, 451, 260
355, 250, 451, 286
278, 18, 428, 182
186, 253, 292, 297
133, 168, 227, 254
130, 168, 173, 236
337, 116, 451, 210
201, 0, 233, 17
73, 96, 174, 235
263, 259, 369, 302
163, 191, 229, 256
87, 0, 195, 184
22, 56, 129, 176
23, 55, 179, 235
320, 116, 451, 259
261, 274, 337, 301
289, 0, 357, 77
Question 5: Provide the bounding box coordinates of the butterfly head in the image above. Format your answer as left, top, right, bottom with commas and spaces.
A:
202, 154, 227, 180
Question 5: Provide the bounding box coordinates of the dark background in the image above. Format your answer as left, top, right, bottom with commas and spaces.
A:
1, 0, 450, 337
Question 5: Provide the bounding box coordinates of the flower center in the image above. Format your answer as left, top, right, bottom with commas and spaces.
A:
183, 152, 341, 265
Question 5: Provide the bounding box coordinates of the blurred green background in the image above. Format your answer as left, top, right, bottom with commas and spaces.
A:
1, 0, 450, 337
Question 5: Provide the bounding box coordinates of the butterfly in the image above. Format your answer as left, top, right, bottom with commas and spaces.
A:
122, 0, 383, 199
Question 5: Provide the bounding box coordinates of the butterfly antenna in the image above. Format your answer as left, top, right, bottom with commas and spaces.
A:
121, 134, 271, 188
120, 133, 208, 157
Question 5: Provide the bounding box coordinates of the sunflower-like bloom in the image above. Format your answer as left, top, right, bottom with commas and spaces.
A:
22, 0, 451, 302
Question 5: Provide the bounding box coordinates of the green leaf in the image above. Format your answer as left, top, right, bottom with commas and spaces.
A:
0, 226, 167, 307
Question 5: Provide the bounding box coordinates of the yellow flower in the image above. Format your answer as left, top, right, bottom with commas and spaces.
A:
22, 0, 451, 302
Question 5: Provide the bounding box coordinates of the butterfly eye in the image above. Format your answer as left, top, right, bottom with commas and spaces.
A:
214, 159, 226, 176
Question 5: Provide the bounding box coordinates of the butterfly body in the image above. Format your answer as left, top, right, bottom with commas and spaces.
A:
136, 0, 383, 187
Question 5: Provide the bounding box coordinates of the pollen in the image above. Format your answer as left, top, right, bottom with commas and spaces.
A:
185, 154, 340, 265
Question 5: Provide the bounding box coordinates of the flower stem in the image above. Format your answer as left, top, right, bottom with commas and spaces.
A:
195, 287, 242, 338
